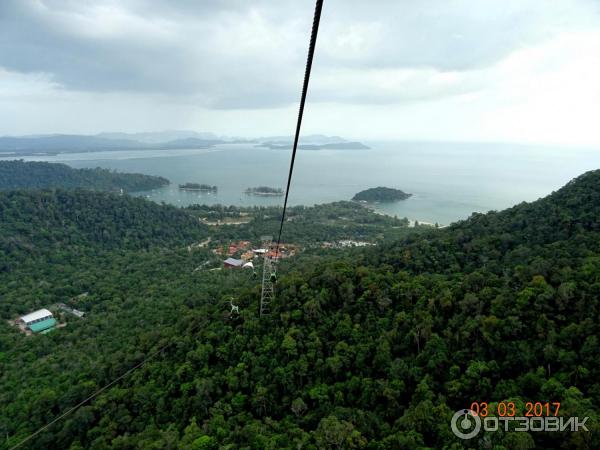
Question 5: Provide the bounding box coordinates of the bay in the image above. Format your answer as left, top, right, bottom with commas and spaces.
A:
5, 141, 600, 226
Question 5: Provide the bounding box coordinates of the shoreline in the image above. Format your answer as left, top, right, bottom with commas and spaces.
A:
365, 204, 446, 228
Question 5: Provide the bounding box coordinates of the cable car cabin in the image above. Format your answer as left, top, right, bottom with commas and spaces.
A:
270, 273, 277, 283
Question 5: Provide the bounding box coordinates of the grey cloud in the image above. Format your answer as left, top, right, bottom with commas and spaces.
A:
0, 0, 598, 109
319, 0, 600, 70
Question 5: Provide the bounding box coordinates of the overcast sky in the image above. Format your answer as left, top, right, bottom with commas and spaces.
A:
1, 0, 600, 145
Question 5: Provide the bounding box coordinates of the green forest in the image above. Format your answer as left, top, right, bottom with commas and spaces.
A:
352, 187, 412, 203
0, 160, 169, 192
1, 170, 599, 448
245, 187, 284, 195
187, 201, 414, 244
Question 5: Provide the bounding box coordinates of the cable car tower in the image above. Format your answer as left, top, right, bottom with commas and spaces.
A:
260, 235, 276, 316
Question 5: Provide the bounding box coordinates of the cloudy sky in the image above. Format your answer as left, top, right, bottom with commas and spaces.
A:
1, 0, 600, 145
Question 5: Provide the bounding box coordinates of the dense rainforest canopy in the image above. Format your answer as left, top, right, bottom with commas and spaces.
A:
1, 170, 599, 449
0, 160, 169, 192
187, 201, 413, 244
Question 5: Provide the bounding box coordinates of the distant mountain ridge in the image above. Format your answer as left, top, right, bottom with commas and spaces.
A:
0, 134, 223, 155
258, 141, 370, 151
256, 134, 370, 150
257, 134, 349, 144
0, 131, 368, 155
97, 130, 219, 143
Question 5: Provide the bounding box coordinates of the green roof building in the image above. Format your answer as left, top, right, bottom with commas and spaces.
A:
29, 318, 57, 333
20, 309, 57, 334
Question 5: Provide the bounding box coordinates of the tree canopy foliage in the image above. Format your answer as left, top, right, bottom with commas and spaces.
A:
1, 170, 599, 449
188, 201, 413, 244
0, 160, 169, 192
352, 187, 412, 202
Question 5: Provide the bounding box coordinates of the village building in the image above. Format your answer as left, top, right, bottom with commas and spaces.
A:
223, 257, 244, 268
19, 308, 57, 333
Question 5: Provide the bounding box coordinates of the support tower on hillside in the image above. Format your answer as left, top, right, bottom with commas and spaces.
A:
260, 235, 275, 317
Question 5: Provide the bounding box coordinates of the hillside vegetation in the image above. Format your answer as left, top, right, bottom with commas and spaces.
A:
0, 160, 169, 192
352, 187, 412, 202
1, 171, 600, 448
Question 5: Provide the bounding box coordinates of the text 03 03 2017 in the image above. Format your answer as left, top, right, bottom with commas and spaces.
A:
469, 401, 561, 417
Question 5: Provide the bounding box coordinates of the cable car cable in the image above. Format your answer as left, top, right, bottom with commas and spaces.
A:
274, 0, 323, 260
11, 2, 325, 445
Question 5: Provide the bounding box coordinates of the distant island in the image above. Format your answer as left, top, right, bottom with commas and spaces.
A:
352, 187, 412, 203
245, 186, 284, 196
257, 141, 370, 151
178, 183, 217, 192
0, 131, 367, 156
0, 160, 170, 192
0, 133, 223, 156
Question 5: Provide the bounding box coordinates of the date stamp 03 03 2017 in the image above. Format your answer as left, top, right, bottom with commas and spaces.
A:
450, 401, 590, 440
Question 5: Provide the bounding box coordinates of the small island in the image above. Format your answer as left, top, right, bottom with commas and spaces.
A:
245, 186, 284, 196
178, 183, 217, 192
352, 187, 412, 203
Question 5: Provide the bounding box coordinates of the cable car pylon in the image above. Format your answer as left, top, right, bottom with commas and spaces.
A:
260, 235, 275, 316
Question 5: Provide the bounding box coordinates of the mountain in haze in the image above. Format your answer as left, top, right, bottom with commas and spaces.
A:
97, 130, 220, 144
256, 134, 370, 150
258, 141, 370, 150
258, 134, 349, 145
0, 132, 366, 155
0, 135, 142, 153
0, 133, 223, 155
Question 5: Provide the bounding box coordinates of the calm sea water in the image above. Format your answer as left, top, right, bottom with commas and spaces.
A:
5, 141, 600, 226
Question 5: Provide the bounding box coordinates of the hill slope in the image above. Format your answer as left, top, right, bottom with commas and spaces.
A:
1, 172, 600, 448
0, 160, 169, 192
0, 189, 208, 273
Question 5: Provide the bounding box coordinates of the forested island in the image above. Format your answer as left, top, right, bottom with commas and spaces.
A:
0, 160, 169, 192
1, 170, 600, 448
352, 186, 412, 202
245, 186, 284, 196
178, 182, 217, 191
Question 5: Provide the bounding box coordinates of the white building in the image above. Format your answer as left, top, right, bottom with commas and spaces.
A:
20, 308, 57, 333
20, 308, 53, 326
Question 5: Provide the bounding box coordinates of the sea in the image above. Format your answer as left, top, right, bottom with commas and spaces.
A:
4, 141, 600, 226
